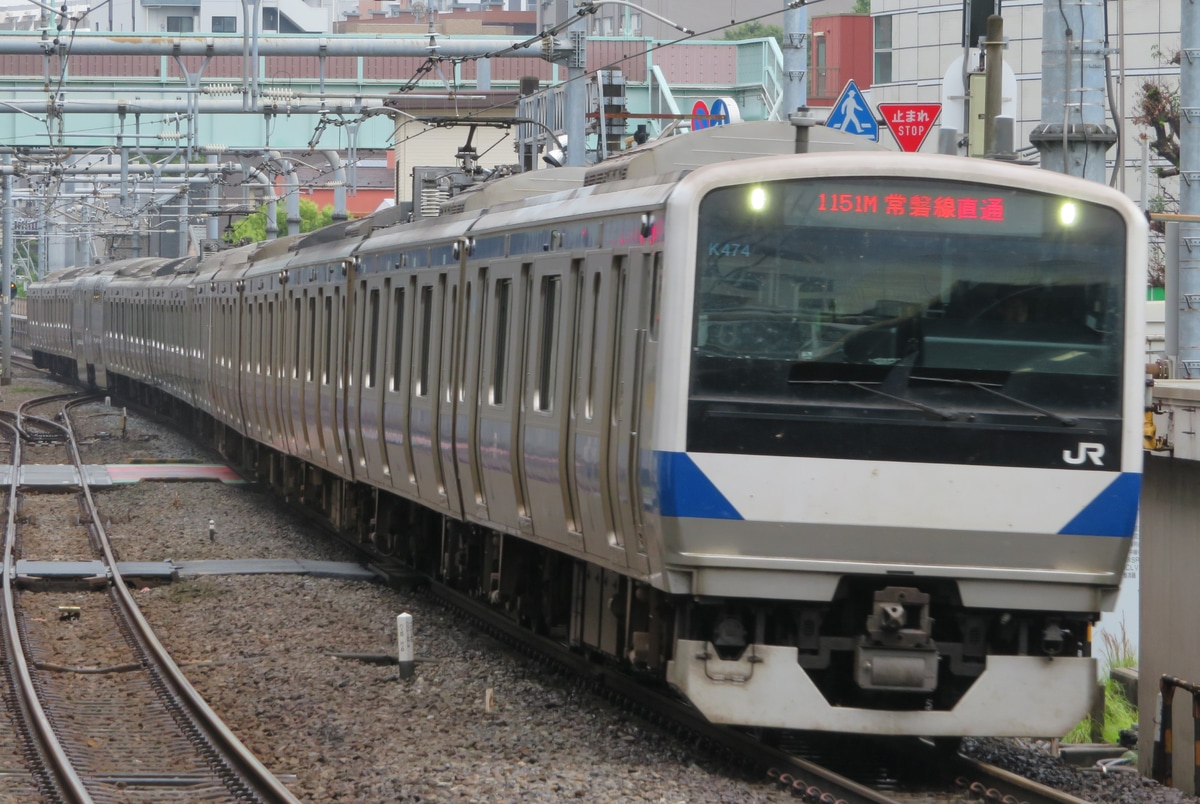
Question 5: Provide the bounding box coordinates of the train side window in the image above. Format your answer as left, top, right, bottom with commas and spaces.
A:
323, 294, 333, 385
259, 300, 265, 374
586, 273, 602, 419
447, 283, 458, 403
366, 287, 380, 388
307, 295, 317, 382
247, 302, 255, 373
491, 278, 510, 406
458, 282, 471, 404
536, 275, 561, 412
649, 252, 662, 341
417, 284, 433, 397
267, 300, 275, 376
293, 297, 301, 379
391, 287, 406, 392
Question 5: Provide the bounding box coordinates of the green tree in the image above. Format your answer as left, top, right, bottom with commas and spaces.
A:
226, 198, 342, 243
1132, 47, 1181, 177
853, 0, 871, 13
723, 22, 784, 46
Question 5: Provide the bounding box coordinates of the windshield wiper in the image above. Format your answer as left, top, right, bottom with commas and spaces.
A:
911, 375, 1077, 427
790, 379, 958, 420
790, 351, 959, 421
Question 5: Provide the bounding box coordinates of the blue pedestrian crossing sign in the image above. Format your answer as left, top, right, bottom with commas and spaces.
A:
824, 79, 879, 142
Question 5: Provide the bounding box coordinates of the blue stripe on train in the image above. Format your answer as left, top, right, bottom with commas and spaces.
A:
656, 452, 1139, 534
656, 452, 743, 520
1058, 472, 1141, 537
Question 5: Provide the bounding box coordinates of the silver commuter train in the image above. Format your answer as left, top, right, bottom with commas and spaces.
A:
28, 121, 1147, 737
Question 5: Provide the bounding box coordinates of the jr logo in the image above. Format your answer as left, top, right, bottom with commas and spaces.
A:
1063, 442, 1105, 466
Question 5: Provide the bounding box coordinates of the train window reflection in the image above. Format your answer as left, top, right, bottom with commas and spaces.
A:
391, 287, 405, 392
491, 278, 510, 406
366, 288, 380, 388
536, 276, 561, 412
691, 178, 1127, 425
418, 285, 433, 397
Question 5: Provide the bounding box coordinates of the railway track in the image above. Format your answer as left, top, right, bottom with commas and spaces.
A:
5, 363, 1109, 803
422, 575, 1096, 804
0, 394, 299, 803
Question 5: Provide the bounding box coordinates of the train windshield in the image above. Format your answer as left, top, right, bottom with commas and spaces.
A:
688, 177, 1128, 465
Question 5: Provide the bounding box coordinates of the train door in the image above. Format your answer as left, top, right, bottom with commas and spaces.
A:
270, 293, 287, 450
279, 286, 301, 457
186, 288, 203, 409
517, 258, 583, 551
382, 273, 418, 501
221, 294, 237, 427
456, 263, 488, 523
258, 296, 273, 445
302, 286, 325, 466
346, 275, 367, 476
609, 252, 656, 575
351, 275, 391, 487
571, 253, 621, 560
436, 268, 464, 517
409, 272, 451, 512
91, 280, 108, 387
247, 296, 263, 441
333, 282, 351, 476
476, 262, 527, 533
318, 276, 348, 474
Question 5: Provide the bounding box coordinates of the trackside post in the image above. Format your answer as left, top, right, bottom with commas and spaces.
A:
397, 613, 414, 679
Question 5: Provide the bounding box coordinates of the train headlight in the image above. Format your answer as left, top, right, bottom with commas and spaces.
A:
749, 186, 767, 212
1059, 201, 1078, 226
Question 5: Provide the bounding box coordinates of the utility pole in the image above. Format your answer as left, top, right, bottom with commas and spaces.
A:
564, 1, 586, 167
1028, 0, 1115, 181
1177, 0, 1200, 369
782, 0, 809, 113
2, 154, 11, 386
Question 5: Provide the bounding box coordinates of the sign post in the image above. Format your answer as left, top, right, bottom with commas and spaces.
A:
877, 103, 942, 152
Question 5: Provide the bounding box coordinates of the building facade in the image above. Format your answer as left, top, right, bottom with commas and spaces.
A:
869, 0, 1179, 198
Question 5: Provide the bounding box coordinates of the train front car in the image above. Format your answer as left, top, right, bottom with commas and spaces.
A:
658, 152, 1146, 737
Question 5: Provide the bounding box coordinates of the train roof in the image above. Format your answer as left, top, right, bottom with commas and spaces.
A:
581, 120, 886, 186
432, 120, 884, 218
438, 167, 589, 216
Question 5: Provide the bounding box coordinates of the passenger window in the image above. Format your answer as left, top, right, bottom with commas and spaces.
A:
390, 287, 405, 392
323, 295, 333, 385
366, 287, 380, 388
417, 285, 433, 397
491, 279, 510, 406
536, 276, 561, 412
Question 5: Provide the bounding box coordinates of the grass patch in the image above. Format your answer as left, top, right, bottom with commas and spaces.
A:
1062, 621, 1138, 744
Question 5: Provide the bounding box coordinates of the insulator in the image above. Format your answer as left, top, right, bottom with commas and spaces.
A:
202, 83, 241, 96
262, 87, 297, 100
156, 131, 182, 140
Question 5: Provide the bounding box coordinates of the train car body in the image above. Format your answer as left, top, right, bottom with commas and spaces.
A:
27, 121, 1146, 738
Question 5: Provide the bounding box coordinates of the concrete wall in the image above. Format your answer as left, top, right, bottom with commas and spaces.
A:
1137, 455, 1200, 791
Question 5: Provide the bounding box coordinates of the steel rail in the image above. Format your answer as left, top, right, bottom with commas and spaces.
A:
951, 752, 1095, 804
0, 408, 93, 803
59, 397, 302, 804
